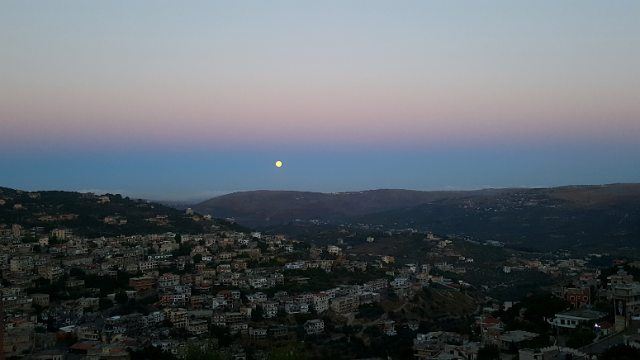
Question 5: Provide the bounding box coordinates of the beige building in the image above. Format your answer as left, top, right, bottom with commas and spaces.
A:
330, 294, 359, 315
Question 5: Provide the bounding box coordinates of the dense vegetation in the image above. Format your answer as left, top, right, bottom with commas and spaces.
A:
196, 184, 640, 252
0, 186, 238, 237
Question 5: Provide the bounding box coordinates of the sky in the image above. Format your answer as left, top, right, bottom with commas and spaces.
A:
1, 1, 639, 200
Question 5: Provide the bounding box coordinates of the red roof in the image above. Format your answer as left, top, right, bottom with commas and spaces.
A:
482, 316, 502, 325
70, 341, 99, 351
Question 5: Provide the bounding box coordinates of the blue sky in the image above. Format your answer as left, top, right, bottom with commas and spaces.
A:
1, 1, 639, 200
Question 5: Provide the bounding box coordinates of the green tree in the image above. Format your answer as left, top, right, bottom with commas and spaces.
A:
601, 345, 640, 360
115, 290, 128, 305
566, 326, 596, 348
184, 343, 228, 360
99, 297, 114, 311
49, 234, 62, 245
70, 267, 86, 278
477, 344, 500, 360
21, 234, 38, 243
130, 346, 175, 360
270, 344, 308, 360
173, 243, 193, 257
251, 306, 264, 321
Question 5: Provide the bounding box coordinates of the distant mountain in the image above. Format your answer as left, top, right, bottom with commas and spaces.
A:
0, 186, 240, 238
192, 189, 489, 226
354, 185, 640, 250
194, 184, 640, 250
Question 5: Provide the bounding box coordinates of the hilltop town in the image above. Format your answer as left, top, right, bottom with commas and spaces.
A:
2, 189, 640, 359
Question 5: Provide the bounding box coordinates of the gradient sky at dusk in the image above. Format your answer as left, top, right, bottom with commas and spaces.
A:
1, 1, 639, 200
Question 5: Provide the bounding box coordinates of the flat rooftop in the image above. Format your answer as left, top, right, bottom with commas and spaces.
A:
556, 309, 606, 320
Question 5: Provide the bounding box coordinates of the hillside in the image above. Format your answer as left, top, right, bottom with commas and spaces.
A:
0, 186, 238, 237
193, 188, 500, 226
194, 184, 640, 250
355, 185, 640, 251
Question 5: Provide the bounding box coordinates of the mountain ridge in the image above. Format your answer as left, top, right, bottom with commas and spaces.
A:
192, 184, 640, 251
193, 183, 640, 224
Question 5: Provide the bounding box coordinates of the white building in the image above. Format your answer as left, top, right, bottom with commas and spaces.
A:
549, 309, 606, 329
304, 319, 325, 335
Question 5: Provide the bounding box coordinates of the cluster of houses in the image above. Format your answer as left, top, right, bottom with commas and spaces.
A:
1, 217, 432, 359
3, 196, 640, 359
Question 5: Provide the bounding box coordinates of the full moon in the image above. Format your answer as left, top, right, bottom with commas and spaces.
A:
275, 160, 283, 168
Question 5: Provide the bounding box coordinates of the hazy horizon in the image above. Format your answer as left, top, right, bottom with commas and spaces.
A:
2, 1, 639, 198
4, 181, 640, 204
